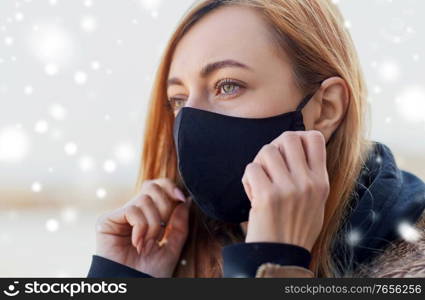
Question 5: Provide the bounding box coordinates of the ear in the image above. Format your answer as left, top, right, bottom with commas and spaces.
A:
311, 76, 349, 143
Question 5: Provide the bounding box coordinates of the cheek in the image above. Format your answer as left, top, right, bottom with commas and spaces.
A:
240, 89, 295, 118
218, 89, 276, 118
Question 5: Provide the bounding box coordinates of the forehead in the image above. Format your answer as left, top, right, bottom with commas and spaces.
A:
169, 5, 282, 77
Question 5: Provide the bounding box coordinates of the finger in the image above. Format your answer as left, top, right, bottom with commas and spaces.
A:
107, 205, 148, 253
278, 132, 309, 177
144, 182, 176, 223
153, 178, 187, 203
243, 162, 271, 201
299, 130, 327, 173
132, 192, 168, 242
135, 194, 163, 246
241, 173, 253, 201
270, 140, 289, 170
127, 206, 148, 254
96, 208, 132, 237
253, 144, 289, 183
162, 196, 192, 248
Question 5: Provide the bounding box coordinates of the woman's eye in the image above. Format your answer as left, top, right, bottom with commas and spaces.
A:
215, 79, 245, 99
222, 84, 236, 94
168, 79, 245, 111
168, 97, 186, 111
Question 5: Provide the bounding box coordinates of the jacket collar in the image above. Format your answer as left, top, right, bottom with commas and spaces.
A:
332, 141, 425, 275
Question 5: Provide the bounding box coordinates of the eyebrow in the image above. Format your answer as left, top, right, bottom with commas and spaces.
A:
167, 59, 252, 88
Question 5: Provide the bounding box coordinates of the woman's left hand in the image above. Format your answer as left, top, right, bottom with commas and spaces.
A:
241, 130, 330, 252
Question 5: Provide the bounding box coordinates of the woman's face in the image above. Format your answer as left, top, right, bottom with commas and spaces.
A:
167, 5, 349, 233
167, 5, 307, 120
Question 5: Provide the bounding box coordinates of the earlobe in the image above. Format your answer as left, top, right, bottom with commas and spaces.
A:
312, 77, 349, 142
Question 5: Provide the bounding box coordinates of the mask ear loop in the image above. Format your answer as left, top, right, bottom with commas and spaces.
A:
296, 80, 326, 111
296, 93, 315, 112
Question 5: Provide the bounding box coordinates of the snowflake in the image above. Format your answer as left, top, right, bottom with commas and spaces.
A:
45, 63, 59, 76
115, 143, 135, 164
140, 0, 162, 18
56, 271, 70, 277
395, 86, 425, 123
0, 127, 30, 163
34, 120, 49, 134
64, 142, 78, 156
29, 23, 77, 68
79, 155, 95, 172
103, 160, 117, 173
46, 218, 60, 232
398, 221, 422, 243
90, 61, 100, 70
49, 104, 67, 120
15, 12, 24, 22
346, 228, 362, 246
24, 85, 33, 95
84, 0, 93, 7
4, 36, 14, 46
96, 188, 107, 199
61, 207, 78, 223
31, 181, 42, 193
80, 15, 98, 33
377, 60, 400, 82
74, 71, 88, 85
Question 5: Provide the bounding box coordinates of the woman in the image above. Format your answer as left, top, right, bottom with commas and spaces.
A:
87, 0, 425, 278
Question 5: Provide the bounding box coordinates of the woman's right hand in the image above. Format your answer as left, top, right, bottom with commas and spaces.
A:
94, 178, 192, 278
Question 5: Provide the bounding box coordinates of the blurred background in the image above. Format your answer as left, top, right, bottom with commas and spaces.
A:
0, 0, 424, 277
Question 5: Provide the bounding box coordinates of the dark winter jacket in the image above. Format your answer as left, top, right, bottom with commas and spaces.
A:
87, 141, 425, 278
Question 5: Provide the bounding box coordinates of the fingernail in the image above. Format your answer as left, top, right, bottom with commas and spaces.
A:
174, 187, 186, 202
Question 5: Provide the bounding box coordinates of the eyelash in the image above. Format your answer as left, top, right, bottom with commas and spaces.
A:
168, 78, 246, 110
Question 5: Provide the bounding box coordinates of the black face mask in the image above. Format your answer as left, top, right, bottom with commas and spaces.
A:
173, 93, 314, 223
